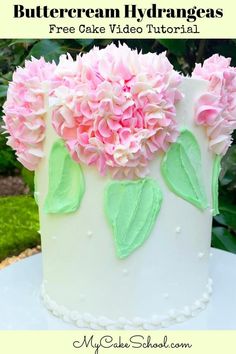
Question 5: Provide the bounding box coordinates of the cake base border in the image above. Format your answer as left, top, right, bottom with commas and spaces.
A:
41, 278, 213, 330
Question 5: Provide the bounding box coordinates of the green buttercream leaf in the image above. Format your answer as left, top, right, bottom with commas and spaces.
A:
105, 178, 163, 259
161, 129, 208, 210
212, 155, 222, 216
44, 139, 85, 214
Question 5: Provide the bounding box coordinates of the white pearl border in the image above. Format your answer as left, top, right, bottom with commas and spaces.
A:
41, 278, 212, 330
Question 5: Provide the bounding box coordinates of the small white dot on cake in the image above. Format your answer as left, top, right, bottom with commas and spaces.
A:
87, 230, 93, 237
163, 293, 169, 299
52, 236, 57, 240
122, 269, 129, 276
175, 226, 181, 234
210, 252, 213, 257
198, 252, 205, 259
210, 208, 214, 215
168, 309, 176, 318
79, 294, 85, 301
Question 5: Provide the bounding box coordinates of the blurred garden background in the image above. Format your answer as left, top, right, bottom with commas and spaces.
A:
0, 38, 236, 264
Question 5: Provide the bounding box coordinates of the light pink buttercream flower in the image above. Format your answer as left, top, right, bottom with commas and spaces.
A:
192, 54, 236, 155
51, 44, 183, 179
3, 57, 56, 170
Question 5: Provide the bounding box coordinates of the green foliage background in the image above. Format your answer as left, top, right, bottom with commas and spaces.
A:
0, 196, 39, 261
0, 38, 236, 257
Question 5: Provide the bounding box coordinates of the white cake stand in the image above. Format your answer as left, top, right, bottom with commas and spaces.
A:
0, 248, 235, 330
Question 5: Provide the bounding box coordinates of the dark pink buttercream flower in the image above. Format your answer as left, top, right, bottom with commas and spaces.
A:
51, 44, 183, 178
3, 57, 56, 169
193, 54, 236, 155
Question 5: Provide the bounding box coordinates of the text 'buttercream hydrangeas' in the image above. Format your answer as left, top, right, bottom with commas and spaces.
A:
192, 54, 236, 155
51, 44, 183, 179
3, 57, 56, 170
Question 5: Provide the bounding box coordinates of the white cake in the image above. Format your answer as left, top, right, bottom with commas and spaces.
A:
3, 46, 236, 329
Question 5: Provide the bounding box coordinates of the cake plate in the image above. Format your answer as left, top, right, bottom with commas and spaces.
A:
0, 248, 235, 330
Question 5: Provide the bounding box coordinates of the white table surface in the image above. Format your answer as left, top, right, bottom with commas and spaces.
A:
0, 248, 235, 330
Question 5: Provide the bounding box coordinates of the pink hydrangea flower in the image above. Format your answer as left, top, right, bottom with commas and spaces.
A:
3, 57, 56, 170
192, 54, 236, 155
51, 44, 183, 179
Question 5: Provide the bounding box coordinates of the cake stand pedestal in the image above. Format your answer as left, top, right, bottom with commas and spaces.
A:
0, 248, 235, 330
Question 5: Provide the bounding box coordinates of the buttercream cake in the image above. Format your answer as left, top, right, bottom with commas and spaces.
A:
3, 44, 236, 329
